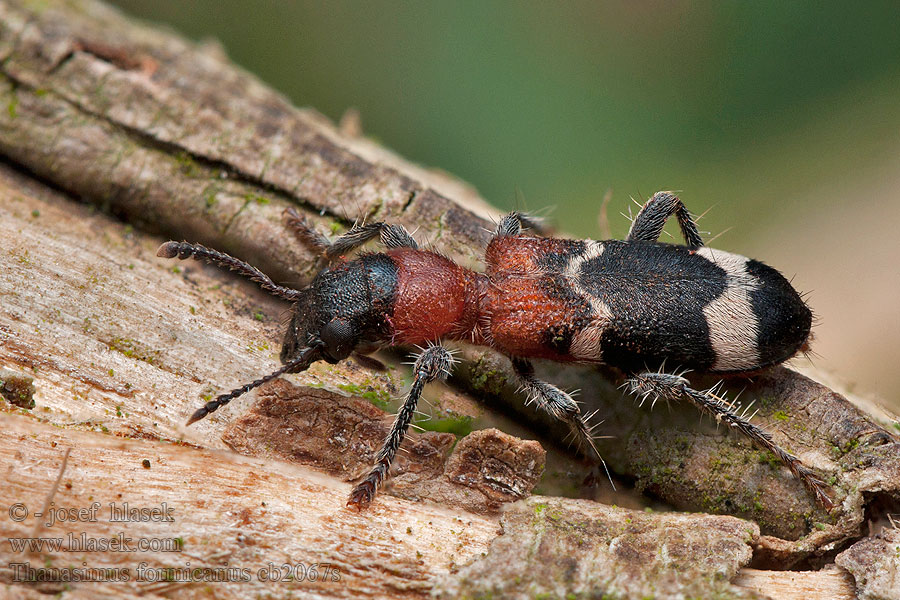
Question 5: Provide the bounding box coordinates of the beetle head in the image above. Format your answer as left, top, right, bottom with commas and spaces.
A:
280, 260, 387, 367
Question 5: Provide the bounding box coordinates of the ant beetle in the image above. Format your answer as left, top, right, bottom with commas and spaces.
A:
158, 191, 834, 510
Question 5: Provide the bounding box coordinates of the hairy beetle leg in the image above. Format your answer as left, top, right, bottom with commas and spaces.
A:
626, 191, 704, 249
493, 211, 544, 238
283, 207, 418, 261
283, 207, 332, 254
347, 345, 455, 510
511, 358, 615, 488
625, 371, 836, 510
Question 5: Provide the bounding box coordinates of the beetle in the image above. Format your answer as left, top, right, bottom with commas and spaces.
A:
158, 191, 833, 510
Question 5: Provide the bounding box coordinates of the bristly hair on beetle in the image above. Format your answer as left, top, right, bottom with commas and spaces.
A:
158, 192, 835, 511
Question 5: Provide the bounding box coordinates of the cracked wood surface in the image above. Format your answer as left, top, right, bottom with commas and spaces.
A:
1, 413, 499, 599
0, 0, 897, 597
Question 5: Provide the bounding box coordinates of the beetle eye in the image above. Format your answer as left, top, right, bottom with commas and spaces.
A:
319, 318, 356, 362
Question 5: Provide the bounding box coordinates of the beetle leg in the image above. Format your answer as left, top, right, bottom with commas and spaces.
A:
511, 358, 614, 486
284, 208, 418, 260
377, 223, 419, 250
324, 222, 384, 256
493, 212, 544, 238
626, 191, 704, 249
348, 344, 454, 510
326, 221, 419, 256
283, 207, 332, 253
625, 371, 835, 510
494, 212, 524, 237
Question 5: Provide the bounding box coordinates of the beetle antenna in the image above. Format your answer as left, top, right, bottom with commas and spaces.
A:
157, 241, 304, 301
186, 346, 321, 425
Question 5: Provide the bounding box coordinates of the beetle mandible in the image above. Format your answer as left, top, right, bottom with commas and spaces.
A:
158, 191, 834, 510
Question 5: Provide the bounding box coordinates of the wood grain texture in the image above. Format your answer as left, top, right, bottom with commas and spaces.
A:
735, 568, 856, 600
0, 412, 498, 599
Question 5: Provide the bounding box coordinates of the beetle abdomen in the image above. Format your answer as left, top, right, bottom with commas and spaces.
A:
485, 237, 811, 373
589, 242, 811, 372
742, 257, 813, 369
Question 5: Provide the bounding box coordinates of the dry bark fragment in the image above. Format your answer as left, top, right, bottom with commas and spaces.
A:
835, 527, 900, 600
436, 496, 765, 599
221, 379, 545, 515
0, 411, 499, 599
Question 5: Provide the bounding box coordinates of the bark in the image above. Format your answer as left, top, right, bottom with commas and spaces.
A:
836, 528, 900, 600
0, 0, 897, 597
437, 496, 766, 600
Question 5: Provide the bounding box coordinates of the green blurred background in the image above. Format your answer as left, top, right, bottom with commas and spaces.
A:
109, 1, 900, 405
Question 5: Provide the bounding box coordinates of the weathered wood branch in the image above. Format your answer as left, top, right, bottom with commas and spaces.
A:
0, 161, 773, 600
1, 0, 899, 597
